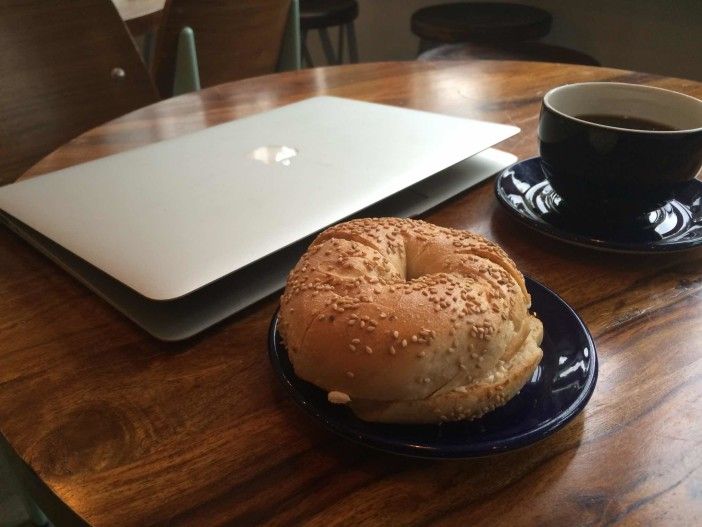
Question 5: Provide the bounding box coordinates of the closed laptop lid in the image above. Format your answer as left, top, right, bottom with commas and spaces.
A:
0, 96, 519, 300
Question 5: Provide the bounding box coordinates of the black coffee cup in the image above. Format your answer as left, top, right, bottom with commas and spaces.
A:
539, 82, 702, 218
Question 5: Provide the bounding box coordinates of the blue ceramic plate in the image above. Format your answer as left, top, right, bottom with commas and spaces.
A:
267, 276, 597, 459
495, 157, 702, 253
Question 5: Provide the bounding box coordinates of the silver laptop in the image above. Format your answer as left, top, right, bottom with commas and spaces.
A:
0, 96, 518, 339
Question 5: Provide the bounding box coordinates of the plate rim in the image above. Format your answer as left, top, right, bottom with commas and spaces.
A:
494, 156, 702, 254
267, 276, 598, 459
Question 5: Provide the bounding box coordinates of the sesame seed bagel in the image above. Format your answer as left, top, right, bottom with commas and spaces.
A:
279, 218, 543, 424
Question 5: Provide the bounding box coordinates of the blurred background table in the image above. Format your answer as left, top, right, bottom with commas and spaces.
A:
5, 61, 702, 526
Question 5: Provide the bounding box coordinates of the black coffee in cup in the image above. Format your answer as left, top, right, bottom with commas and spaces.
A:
575, 114, 676, 132
538, 82, 702, 218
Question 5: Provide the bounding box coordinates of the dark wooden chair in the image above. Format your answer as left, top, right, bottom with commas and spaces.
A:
411, 2, 552, 54
152, 0, 300, 98
300, 0, 359, 66
419, 42, 599, 67
0, 0, 158, 185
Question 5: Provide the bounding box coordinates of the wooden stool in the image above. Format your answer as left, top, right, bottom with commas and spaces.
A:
411, 2, 552, 53
419, 42, 600, 66
300, 0, 359, 66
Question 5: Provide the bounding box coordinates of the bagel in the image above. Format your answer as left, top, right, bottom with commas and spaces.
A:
279, 218, 543, 424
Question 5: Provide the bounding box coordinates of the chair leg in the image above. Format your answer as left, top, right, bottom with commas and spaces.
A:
277, 0, 302, 71
22, 495, 51, 526
303, 43, 314, 67
172, 26, 201, 96
319, 28, 337, 64
141, 30, 155, 65
0, 441, 51, 526
347, 22, 358, 63
417, 38, 428, 57
302, 30, 314, 67
337, 25, 345, 64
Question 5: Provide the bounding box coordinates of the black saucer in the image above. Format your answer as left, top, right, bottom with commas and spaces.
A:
268, 277, 597, 459
495, 157, 702, 253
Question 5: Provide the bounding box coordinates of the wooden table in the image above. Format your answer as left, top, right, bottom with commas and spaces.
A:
4, 61, 702, 526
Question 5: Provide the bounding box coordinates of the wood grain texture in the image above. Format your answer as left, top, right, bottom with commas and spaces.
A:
5, 61, 702, 526
152, 0, 293, 98
0, 0, 159, 185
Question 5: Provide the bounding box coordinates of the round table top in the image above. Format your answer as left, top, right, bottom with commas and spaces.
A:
7, 61, 702, 526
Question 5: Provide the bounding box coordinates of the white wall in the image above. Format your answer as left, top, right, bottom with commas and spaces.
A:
306, 0, 702, 81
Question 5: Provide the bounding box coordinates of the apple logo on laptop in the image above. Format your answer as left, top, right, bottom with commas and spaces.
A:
248, 145, 298, 167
